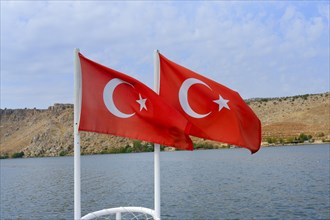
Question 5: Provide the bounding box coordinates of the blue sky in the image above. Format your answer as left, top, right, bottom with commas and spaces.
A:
1, 1, 329, 109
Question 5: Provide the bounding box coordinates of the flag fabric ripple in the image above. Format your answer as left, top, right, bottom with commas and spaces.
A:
78, 53, 193, 150
158, 53, 261, 153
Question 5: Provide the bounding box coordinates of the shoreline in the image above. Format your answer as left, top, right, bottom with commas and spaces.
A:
260, 140, 330, 148
1, 142, 329, 160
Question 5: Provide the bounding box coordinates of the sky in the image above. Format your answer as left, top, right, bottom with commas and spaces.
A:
1, 1, 329, 109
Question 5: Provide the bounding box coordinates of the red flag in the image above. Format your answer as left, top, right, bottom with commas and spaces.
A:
158, 53, 261, 153
78, 53, 193, 150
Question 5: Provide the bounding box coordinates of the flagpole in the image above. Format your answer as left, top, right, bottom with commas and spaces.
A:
153, 50, 161, 220
74, 48, 82, 220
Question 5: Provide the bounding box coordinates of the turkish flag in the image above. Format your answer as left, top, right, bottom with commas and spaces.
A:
158, 53, 261, 153
78, 53, 193, 150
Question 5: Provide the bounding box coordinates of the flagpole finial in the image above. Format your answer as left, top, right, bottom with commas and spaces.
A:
153, 50, 160, 94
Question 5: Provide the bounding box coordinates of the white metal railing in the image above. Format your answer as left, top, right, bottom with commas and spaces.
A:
81, 206, 157, 220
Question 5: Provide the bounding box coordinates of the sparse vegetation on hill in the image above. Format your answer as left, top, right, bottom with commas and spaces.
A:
0, 93, 329, 158
247, 92, 330, 145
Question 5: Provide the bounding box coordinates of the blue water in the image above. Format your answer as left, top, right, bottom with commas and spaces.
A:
1, 144, 329, 219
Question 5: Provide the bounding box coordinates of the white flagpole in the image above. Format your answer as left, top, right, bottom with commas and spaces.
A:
153, 50, 161, 220
74, 48, 82, 220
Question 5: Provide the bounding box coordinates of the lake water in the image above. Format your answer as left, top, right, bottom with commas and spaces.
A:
1, 144, 329, 220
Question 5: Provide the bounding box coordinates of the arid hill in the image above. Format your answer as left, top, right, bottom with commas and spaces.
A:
0, 93, 329, 158
247, 93, 330, 143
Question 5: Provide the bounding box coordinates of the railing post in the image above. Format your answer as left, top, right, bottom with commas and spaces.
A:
116, 212, 121, 220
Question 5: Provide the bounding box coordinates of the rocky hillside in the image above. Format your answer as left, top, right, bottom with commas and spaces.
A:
1, 93, 329, 158
0, 104, 132, 157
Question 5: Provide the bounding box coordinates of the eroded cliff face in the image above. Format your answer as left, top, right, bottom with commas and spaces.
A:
1, 104, 71, 157
247, 93, 330, 141
0, 104, 131, 157
1, 93, 329, 157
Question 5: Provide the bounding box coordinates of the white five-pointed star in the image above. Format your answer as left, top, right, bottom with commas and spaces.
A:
213, 95, 230, 111
136, 94, 147, 111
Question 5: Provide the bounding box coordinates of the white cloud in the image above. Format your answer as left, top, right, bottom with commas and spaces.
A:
1, 1, 329, 108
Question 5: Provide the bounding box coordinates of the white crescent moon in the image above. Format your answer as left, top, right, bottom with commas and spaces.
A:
179, 78, 212, 118
103, 78, 135, 118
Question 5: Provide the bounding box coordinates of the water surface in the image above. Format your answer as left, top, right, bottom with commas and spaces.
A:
1, 144, 329, 219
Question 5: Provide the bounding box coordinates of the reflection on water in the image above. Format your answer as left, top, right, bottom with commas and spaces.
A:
1, 144, 329, 219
